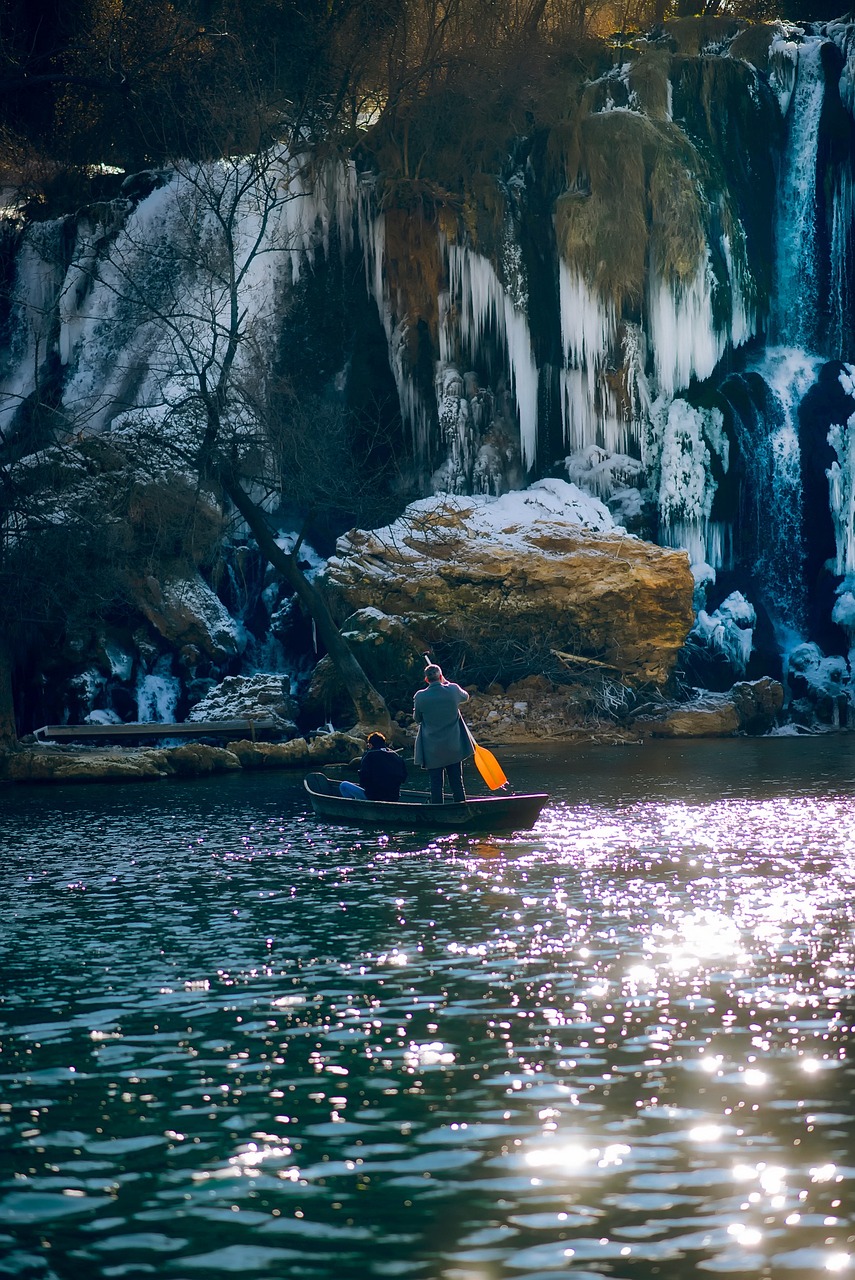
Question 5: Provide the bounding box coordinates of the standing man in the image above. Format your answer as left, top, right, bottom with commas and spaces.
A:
413, 663, 473, 804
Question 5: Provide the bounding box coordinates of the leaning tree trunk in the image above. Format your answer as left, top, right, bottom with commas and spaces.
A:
219, 473, 395, 736
0, 636, 17, 748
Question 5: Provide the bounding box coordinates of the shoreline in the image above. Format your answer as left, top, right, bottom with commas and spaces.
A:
1, 707, 845, 787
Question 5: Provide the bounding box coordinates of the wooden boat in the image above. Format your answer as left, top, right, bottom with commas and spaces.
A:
304, 772, 549, 831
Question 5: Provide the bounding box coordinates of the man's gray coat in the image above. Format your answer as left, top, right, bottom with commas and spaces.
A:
413, 680, 473, 770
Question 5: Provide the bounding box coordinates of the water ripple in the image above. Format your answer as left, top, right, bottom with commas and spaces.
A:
2, 739, 854, 1278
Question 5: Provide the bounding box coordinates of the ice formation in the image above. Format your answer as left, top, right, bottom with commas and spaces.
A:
786, 640, 852, 726
558, 264, 619, 452
442, 241, 539, 470
690, 591, 756, 678
137, 661, 181, 723
649, 398, 728, 567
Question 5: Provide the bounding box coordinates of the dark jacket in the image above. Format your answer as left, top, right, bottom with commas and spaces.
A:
413, 680, 473, 770
359, 746, 408, 801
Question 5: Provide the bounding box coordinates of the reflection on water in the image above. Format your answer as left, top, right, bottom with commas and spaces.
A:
1, 737, 854, 1279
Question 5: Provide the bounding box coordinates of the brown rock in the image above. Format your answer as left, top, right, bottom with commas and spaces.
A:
636, 678, 785, 739
227, 738, 312, 769
640, 694, 741, 737
325, 494, 693, 687
731, 677, 784, 734
225, 733, 363, 770
505, 675, 553, 695
154, 744, 241, 776
4, 750, 167, 783
307, 732, 365, 763
131, 573, 243, 662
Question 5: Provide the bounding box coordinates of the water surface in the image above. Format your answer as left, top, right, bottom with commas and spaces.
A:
2, 737, 854, 1279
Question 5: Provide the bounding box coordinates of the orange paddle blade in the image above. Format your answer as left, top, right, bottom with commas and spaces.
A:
473, 742, 508, 790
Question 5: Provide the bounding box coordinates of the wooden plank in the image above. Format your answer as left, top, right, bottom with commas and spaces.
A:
34, 720, 280, 741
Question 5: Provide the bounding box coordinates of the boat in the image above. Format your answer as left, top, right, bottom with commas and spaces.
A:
303, 772, 549, 831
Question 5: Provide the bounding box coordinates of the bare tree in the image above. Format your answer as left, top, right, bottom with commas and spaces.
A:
60, 145, 396, 735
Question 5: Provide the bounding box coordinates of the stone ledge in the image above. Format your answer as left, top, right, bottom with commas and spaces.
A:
0, 732, 362, 784
633, 678, 784, 739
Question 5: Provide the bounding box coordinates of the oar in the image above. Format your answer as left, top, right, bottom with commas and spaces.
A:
472, 740, 508, 790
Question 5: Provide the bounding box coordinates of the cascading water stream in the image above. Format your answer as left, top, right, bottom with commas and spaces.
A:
720, 352, 819, 635
715, 36, 828, 643
772, 36, 826, 349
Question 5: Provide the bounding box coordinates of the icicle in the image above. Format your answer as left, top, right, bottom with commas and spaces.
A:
768, 32, 801, 116
827, 398, 855, 575
648, 256, 726, 401
356, 180, 434, 456
720, 230, 754, 349
136, 658, 180, 722
691, 591, 756, 676
0, 226, 67, 433
829, 165, 855, 359
445, 240, 539, 470
557, 262, 621, 452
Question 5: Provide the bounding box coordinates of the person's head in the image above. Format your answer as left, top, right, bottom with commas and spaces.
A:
366, 731, 386, 749
425, 664, 443, 684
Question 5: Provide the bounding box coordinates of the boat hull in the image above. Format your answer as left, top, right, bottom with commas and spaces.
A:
304, 773, 548, 831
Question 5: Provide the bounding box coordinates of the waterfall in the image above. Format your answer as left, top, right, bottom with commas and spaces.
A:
826, 24, 855, 360
0, 153, 356, 441
721, 350, 819, 634
773, 36, 826, 349
1, 225, 68, 434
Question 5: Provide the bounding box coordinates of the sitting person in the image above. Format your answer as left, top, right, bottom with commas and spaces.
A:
339, 732, 407, 801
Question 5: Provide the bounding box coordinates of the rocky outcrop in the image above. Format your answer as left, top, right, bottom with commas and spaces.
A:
0, 732, 361, 784
3, 749, 169, 783
786, 642, 852, 729
464, 676, 614, 742
639, 693, 742, 738
151, 744, 242, 776
131, 573, 246, 663
730, 677, 785, 734
226, 732, 362, 769
325, 482, 695, 690
186, 674, 297, 731
635, 677, 784, 737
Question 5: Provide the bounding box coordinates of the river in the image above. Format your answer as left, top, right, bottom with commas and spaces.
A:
2, 736, 854, 1279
